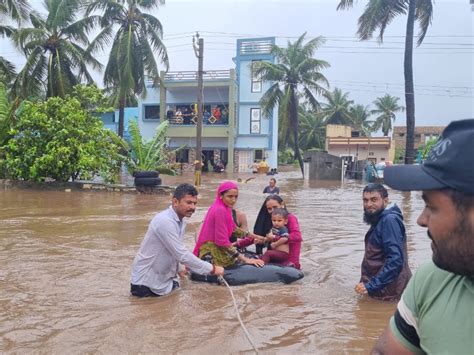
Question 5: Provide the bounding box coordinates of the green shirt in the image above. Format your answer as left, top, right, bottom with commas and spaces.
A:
390, 260, 474, 354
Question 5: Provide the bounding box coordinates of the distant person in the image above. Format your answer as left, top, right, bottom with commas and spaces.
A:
372, 119, 474, 354
260, 208, 290, 265
212, 106, 222, 121
203, 109, 211, 123
175, 108, 183, 124
250, 160, 259, 173
263, 178, 280, 194
356, 183, 412, 301
130, 184, 224, 297
258, 158, 269, 169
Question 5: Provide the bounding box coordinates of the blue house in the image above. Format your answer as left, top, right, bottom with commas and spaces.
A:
98, 107, 139, 142
137, 37, 278, 173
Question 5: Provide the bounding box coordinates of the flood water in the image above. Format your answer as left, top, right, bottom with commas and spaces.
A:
0, 168, 432, 354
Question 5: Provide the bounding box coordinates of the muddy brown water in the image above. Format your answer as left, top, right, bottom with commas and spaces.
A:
0, 168, 431, 354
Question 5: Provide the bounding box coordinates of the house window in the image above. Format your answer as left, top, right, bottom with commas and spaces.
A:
254, 149, 263, 160
144, 105, 160, 120
251, 61, 262, 93
250, 108, 261, 134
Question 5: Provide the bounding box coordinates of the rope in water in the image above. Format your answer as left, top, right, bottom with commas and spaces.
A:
218, 276, 259, 354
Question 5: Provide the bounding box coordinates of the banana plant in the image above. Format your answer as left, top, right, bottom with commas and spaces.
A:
125, 120, 177, 175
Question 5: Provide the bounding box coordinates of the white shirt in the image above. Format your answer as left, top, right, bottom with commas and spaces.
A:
131, 206, 213, 295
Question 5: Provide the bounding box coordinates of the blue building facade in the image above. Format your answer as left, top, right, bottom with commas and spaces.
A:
136, 37, 278, 173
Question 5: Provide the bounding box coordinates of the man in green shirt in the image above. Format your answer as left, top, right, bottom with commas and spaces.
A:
373, 119, 474, 354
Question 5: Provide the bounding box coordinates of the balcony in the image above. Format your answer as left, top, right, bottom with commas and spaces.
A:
164, 70, 230, 82
164, 104, 229, 126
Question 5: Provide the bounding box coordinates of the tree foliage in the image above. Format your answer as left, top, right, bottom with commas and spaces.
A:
87, 0, 169, 137
320, 88, 354, 125
256, 33, 330, 176
11, 0, 102, 99
298, 107, 326, 151
1, 96, 124, 182
371, 94, 405, 136
337, 0, 434, 164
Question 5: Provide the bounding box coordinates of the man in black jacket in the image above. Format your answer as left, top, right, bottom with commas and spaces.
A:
355, 183, 412, 301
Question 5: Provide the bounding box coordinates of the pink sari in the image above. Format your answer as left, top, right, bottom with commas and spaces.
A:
193, 181, 238, 256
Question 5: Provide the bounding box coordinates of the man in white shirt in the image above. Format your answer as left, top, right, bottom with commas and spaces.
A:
131, 183, 224, 297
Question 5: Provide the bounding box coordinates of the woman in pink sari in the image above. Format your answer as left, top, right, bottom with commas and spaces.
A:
193, 181, 264, 268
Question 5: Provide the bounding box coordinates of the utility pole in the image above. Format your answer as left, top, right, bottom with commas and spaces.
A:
193, 33, 204, 186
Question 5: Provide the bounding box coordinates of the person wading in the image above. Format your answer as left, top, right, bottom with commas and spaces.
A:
356, 183, 412, 301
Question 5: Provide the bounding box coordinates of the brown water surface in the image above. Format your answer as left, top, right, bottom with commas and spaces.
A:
0, 168, 431, 354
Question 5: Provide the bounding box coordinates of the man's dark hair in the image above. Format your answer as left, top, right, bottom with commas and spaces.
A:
363, 183, 388, 199
272, 208, 288, 219
173, 183, 198, 200
270, 178, 276, 183
443, 189, 474, 213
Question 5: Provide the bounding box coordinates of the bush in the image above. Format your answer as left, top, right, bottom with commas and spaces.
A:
1, 97, 124, 182
278, 148, 296, 165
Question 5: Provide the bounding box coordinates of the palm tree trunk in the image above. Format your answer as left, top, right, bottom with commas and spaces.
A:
404, 0, 416, 164
290, 89, 304, 176
118, 96, 125, 138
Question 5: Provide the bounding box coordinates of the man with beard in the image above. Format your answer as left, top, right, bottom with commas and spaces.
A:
355, 184, 412, 301
372, 119, 474, 354
130, 183, 224, 297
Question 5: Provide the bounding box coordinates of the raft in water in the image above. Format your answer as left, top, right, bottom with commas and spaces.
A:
191, 264, 304, 285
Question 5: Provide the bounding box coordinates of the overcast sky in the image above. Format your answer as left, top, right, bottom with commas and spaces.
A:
1, 0, 473, 127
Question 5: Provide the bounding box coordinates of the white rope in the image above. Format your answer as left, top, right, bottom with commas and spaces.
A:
217, 276, 259, 354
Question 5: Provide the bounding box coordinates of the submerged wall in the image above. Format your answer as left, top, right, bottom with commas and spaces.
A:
303, 151, 343, 181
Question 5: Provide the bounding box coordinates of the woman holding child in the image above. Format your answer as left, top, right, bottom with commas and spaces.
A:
253, 194, 303, 270
193, 181, 264, 268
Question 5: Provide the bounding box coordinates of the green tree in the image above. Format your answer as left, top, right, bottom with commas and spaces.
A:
87, 0, 169, 137
0, 81, 11, 147
320, 88, 354, 125
337, 0, 434, 164
256, 33, 330, 176
298, 108, 326, 150
2, 96, 124, 182
349, 104, 373, 136
371, 94, 405, 136
71, 83, 113, 114
418, 136, 438, 162
11, 0, 102, 99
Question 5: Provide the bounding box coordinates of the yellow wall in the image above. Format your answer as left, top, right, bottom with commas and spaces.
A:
326, 124, 352, 138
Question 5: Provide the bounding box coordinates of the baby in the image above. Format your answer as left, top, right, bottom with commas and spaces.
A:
260, 208, 290, 264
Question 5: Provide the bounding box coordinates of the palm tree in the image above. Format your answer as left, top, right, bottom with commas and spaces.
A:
87, 0, 169, 137
0, 57, 16, 85
337, 0, 433, 164
320, 88, 354, 125
256, 33, 330, 176
349, 104, 373, 136
11, 0, 102, 99
371, 94, 405, 136
298, 107, 326, 151
0, 0, 30, 85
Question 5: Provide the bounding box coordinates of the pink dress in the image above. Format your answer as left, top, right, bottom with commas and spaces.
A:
193, 181, 238, 256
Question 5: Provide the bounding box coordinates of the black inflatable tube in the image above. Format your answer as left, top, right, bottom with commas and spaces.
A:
191, 264, 304, 285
